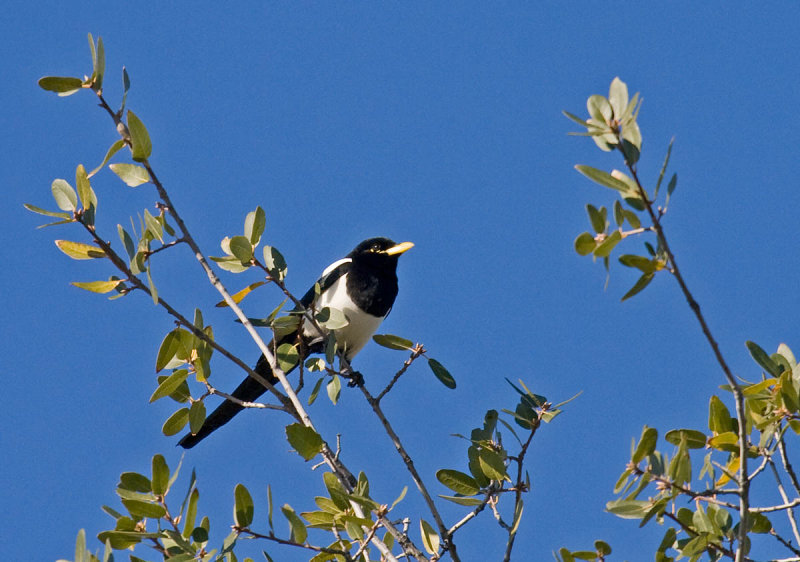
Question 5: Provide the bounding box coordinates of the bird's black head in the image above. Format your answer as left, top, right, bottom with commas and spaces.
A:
348, 237, 414, 272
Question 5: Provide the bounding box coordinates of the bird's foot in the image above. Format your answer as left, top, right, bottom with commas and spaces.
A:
343, 370, 364, 387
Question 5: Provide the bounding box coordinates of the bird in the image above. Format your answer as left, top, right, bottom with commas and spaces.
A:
178, 237, 414, 448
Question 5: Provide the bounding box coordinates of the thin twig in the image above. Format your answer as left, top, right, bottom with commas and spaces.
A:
617, 136, 749, 560
377, 345, 425, 402
354, 366, 457, 561
238, 528, 353, 559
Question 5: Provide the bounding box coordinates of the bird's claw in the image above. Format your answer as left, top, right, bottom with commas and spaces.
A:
344, 370, 365, 387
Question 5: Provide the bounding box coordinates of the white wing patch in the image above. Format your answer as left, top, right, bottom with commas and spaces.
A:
321, 257, 351, 277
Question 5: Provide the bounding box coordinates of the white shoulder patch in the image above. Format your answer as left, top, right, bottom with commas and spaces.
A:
321, 257, 351, 277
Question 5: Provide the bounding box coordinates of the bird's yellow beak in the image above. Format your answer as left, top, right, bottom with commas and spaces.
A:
384, 241, 414, 256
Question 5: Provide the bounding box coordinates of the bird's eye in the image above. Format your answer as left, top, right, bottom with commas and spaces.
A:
371, 243, 381, 252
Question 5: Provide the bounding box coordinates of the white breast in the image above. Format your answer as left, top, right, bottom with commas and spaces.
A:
302, 271, 384, 360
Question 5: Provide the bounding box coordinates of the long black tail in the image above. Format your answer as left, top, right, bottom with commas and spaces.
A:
178, 354, 281, 449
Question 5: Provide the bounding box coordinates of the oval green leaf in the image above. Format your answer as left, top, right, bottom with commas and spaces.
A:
71, 279, 123, 294
127, 110, 152, 162
151, 454, 169, 496
419, 519, 440, 555
51, 179, 78, 211
55, 240, 105, 260
373, 333, 414, 350
234, 483, 254, 527
162, 408, 189, 436
664, 428, 707, 449
189, 401, 206, 435
428, 358, 456, 389
109, 163, 150, 187
38, 76, 84, 96
285, 423, 323, 461
435, 469, 480, 496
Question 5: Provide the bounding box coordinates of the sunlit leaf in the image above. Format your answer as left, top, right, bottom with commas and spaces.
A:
55, 240, 105, 260
71, 279, 123, 294
109, 163, 150, 187
419, 519, 440, 555
281, 504, 307, 543
233, 483, 254, 527
38, 76, 84, 96
372, 334, 414, 350
436, 469, 479, 496
285, 423, 323, 461
51, 179, 78, 211
127, 110, 152, 162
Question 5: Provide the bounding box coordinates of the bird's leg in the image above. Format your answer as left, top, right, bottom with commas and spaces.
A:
338, 355, 365, 387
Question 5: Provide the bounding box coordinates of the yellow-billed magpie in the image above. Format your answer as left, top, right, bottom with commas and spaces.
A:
178, 237, 413, 448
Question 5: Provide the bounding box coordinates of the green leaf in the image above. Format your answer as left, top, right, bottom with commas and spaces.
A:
632, 426, 657, 464
316, 307, 349, 330
746, 340, 783, 377
593, 230, 622, 258
619, 254, 658, 273
150, 369, 190, 403
439, 494, 485, 506
419, 519, 440, 555
595, 540, 612, 555
665, 173, 678, 208
372, 334, 414, 350
562, 110, 589, 127
55, 240, 105, 260
477, 448, 507, 481
654, 138, 675, 198
75, 165, 97, 212
750, 512, 772, 533
143, 209, 164, 243
327, 375, 341, 405
708, 395, 734, 435
621, 272, 655, 301
664, 428, 707, 449
23, 203, 71, 220
94, 36, 105, 90
121, 67, 130, 112
119, 472, 152, 493
189, 401, 206, 435
606, 498, 650, 519
234, 483, 254, 527
156, 329, 187, 372
587, 95, 612, 124
276, 343, 299, 372
127, 110, 152, 162
109, 163, 150, 187
151, 454, 169, 496
262, 245, 288, 281
285, 423, 323, 461
38, 76, 84, 96
575, 165, 630, 192
574, 232, 596, 256
586, 204, 606, 234
89, 139, 126, 177
428, 358, 456, 389
71, 279, 123, 294
210, 255, 250, 273
228, 235, 253, 264
608, 77, 629, 119
245, 206, 266, 246
121, 499, 166, 519
281, 504, 307, 543
51, 179, 78, 211
436, 469, 480, 495
162, 408, 190, 436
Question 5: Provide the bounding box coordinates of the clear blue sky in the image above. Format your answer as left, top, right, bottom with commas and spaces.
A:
3, 3, 800, 561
